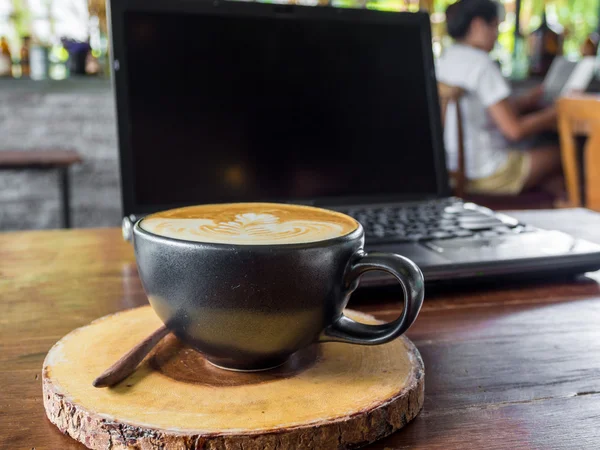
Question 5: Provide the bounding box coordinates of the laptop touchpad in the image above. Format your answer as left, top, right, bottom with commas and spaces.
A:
423, 231, 586, 263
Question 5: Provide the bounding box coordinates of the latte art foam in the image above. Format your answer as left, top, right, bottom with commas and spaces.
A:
141, 203, 358, 245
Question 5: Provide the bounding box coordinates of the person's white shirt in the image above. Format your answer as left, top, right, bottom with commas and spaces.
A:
436, 43, 511, 179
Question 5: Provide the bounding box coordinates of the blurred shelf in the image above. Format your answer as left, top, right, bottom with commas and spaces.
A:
0, 76, 112, 93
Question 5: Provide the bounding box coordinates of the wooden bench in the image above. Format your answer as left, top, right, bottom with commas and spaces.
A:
0, 149, 83, 228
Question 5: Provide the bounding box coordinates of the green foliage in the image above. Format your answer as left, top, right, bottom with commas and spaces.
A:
434, 0, 599, 57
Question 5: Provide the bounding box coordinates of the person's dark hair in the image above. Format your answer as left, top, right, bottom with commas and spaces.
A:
446, 0, 499, 39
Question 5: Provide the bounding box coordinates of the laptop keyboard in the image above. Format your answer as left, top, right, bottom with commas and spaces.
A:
342, 199, 534, 244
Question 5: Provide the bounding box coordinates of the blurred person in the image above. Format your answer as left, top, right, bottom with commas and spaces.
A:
437, 0, 562, 196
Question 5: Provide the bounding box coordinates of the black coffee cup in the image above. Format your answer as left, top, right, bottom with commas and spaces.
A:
132, 203, 424, 371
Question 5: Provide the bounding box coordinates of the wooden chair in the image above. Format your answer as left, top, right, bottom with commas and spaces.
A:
557, 94, 600, 210
437, 82, 555, 210
437, 83, 467, 198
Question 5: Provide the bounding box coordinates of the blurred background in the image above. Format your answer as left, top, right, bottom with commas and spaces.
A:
1, 0, 599, 230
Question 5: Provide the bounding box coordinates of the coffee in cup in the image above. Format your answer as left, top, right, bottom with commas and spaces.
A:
141, 202, 358, 245
133, 202, 424, 371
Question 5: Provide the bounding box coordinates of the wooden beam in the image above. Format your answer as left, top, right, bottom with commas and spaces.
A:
514, 0, 522, 36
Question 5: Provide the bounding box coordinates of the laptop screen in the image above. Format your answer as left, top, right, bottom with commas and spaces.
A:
114, 3, 447, 214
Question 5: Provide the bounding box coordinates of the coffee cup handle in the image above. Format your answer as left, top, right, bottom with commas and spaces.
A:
320, 252, 424, 345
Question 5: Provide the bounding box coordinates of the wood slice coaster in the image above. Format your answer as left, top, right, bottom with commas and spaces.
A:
43, 306, 424, 449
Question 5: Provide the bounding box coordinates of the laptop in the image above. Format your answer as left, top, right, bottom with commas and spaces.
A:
109, 0, 600, 286
543, 56, 597, 104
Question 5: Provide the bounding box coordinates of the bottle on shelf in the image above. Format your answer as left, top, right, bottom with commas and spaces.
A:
528, 7, 563, 77
20, 36, 31, 78
88, 15, 108, 76
582, 28, 600, 57
0, 36, 12, 77
48, 38, 70, 80
30, 35, 51, 80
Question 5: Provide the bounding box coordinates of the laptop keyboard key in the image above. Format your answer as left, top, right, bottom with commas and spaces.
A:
460, 221, 505, 231
438, 219, 456, 227
480, 230, 499, 238
431, 231, 454, 239
454, 229, 474, 237
457, 213, 500, 222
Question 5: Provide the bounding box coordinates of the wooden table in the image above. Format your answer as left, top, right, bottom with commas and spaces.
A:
0, 149, 82, 228
3, 208, 600, 449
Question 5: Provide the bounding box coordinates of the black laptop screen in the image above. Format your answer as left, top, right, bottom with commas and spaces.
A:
122, 7, 443, 209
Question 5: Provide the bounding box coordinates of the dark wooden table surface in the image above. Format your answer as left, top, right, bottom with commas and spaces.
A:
3, 208, 600, 449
